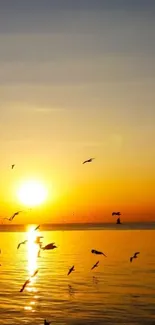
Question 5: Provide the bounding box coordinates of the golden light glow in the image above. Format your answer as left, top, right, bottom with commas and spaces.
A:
27, 226, 39, 277
23, 227, 40, 312
17, 180, 48, 207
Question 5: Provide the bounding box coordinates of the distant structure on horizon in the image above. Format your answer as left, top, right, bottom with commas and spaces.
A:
116, 217, 122, 225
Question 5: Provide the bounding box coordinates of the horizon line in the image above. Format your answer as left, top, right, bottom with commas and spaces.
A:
0, 221, 155, 226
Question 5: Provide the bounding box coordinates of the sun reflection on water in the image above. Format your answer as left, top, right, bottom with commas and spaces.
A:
24, 226, 40, 312
27, 226, 39, 276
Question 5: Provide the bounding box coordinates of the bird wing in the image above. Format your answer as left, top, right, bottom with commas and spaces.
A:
20, 279, 30, 292
83, 158, 94, 164
31, 269, 38, 278
13, 211, 22, 218
130, 257, 133, 262
102, 252, 107, 257
68, 266, 74, 275
34, 225, 40, 231
17, 243, 21, 249
18, 240, 27, 249
91, 261, 99, 270
11, 213, 16, 220
43, 242, 55, 249
96, 250, 105, 255
135, 252, 140, 257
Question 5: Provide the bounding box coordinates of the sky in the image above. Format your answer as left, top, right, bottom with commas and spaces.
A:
0, 0, 155, 224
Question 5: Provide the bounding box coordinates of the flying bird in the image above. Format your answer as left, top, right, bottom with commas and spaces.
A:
34, 225, 40, 231
4, 210, 23, 222
20, 269, 39, 292
17, 240, 27, 250
91, 261, 99, 270
11, 211, 23, 220
116, 217, 122, 224
112, 212, 121, 216
11, 164, 15, 169
20, 279, 30, 293
42, 243, 57, 250
82, 158, 95, 164
31, 269, 39, 278
91, 249, 107, 257
130, 252, 140, 263
67, 265, 75, 276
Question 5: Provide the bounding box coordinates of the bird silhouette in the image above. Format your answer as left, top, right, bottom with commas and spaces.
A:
11, 211, 23, 220
3, 211, 23, 222
34, 225, 40, 231
11, 164, 15, 169
91, 249, 107, 257
112, 212, 121, 216
82, 158, 95, 164
20, 269, 39, 292
42, 243, 57, 250
67, 265, 75, 275
91, 261, 99, 270
31, 269, 38, 278
17, 240, 27, 250
130, 252, 140, 262
116, 217, 122, 224
20, 279, 30, 293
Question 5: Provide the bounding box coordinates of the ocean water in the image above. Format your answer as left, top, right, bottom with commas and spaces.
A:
0, 225, 155, 325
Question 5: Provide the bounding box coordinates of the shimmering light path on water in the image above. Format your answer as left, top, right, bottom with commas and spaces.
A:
0, 227, 155, 324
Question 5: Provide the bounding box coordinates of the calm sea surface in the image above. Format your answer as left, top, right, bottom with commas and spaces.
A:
0, 224, 155, 325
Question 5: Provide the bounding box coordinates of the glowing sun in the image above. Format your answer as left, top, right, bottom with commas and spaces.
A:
17, 180, 48, 207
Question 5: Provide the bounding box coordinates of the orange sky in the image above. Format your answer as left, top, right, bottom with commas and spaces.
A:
0, 1, 155, 224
